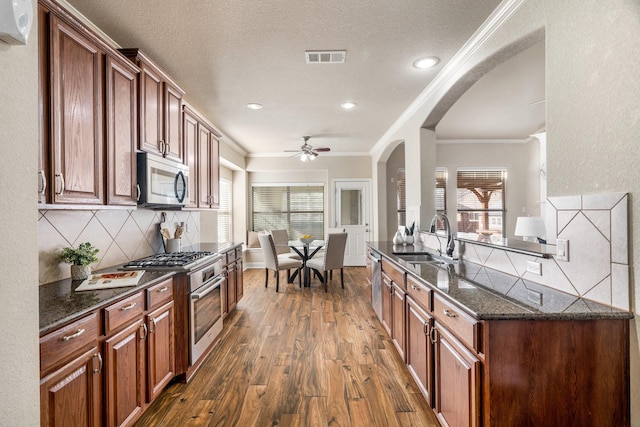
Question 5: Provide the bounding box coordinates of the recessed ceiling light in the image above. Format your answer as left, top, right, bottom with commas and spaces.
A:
413, 56, 440, 69
246, 103, 263, 110
340, 101, 357, 110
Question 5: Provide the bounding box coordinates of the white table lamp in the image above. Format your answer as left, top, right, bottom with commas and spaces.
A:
514, 217, 546, 242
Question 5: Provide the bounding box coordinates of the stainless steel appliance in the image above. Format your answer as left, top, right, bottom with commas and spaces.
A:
369, 250, 382, 321
122, 251, 224, 366
137, 152, 189, 207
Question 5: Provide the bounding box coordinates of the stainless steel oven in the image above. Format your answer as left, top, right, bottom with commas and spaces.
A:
188, 258, 224, 365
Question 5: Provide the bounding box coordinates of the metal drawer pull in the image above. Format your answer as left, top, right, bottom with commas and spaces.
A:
410, 284, 420, 291
136, 184, 141, 201
157, 286, 169, 293
120, 302, 137, 311
443, 309, 457, 318
55, 173, 65, 195
93, 352, 103, 374
430, 326, 438, 344
140, 322, 148, 340
62, 328, 85, 341
39, 170, 46, 195
149, 317, 156, 333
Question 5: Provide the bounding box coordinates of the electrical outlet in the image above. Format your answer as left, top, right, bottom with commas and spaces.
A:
556, 239, 569, 261
526, 260, 542, 275
527, 289, 543, 305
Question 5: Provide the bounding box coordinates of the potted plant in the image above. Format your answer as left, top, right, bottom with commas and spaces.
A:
60, 242, 99, 280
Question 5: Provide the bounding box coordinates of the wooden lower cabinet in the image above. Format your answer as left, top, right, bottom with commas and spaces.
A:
381, 273, 393, 336
40, 347, 102, 427
236, 259, 244, 301
146, 301, 175, 401
406, 296, 433, 405
434, 321, 481, 427
391, 281, 406, 361
104, 320, 146, 427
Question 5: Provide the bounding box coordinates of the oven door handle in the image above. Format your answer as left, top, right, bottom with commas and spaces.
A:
191, 276, 224, 300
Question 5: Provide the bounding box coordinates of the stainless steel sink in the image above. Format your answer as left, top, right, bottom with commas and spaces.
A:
393, 253, 453, 267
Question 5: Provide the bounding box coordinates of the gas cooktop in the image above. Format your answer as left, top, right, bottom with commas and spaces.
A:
121, 251, 220, 271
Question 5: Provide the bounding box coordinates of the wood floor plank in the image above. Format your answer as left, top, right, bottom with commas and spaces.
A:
133, 267, 439, 427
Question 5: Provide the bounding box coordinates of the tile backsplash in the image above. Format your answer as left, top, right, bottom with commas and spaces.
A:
39, 209, 201, 285
421, 192, 629, 310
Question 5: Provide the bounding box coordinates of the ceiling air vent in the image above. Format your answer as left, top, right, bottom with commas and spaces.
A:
305, 50, 346, 64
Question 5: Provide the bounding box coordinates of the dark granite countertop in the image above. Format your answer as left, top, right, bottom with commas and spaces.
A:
40, 269, 175, 336
369, 241, 633, 321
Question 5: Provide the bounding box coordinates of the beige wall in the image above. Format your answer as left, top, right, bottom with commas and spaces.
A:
0, 0, 41, 423
386, 144, 405, 239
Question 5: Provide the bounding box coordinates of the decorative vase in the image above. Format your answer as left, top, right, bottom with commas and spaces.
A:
404, 235, 414, 245
393, 231, 404, 245
70, 265, 92, 281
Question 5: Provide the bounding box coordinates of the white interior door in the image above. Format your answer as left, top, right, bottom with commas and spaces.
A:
334, 180, 370, 266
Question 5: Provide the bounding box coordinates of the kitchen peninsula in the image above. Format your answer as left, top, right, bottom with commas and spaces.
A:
367, 241, 632, 427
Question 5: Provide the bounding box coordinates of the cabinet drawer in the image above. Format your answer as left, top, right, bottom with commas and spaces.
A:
104, 292, 145, 334
382, 258, 405, 287
40, 312, 99, 374
433, 293, 478, 351
407, 275, 432, 312
146, 278, 173, 309
235, 247, 242, 260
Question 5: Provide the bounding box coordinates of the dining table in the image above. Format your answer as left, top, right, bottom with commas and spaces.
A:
286, 239, 324, 287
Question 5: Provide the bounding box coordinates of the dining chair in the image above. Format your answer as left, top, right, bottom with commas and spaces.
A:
258, 233, 302, 292
306, 232, 348, 292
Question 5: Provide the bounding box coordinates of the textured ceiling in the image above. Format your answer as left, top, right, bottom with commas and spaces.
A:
65, 0, 522, 156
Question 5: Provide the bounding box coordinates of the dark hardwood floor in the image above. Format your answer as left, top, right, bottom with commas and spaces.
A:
134, 267, 439, 426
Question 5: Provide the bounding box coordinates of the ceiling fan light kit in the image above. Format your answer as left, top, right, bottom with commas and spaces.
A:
285, 136, 329, 161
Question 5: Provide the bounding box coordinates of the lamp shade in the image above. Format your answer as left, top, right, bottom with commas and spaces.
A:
514, 216, 546, 238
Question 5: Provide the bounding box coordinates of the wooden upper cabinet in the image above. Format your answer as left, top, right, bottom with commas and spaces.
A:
49, 14, 104, 204
198, 125, 212, 207
105, 54, 138, 205
182, 108, 199, 208
120, 48, 185, 164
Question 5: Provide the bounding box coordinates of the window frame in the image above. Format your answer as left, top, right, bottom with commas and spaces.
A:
456, 168, 506, 238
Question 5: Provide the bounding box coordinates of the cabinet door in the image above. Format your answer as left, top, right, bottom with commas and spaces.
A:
406, 296, 433, 406
147, 301, 175, 402
183, 109, 199, 208
434, 322, 481, 427
208, 133, 220, 208
50, 15, 103, 204
138, 61, 163, 155
105, 54, 138, 205
381, 274, 393, 336
40, 347, 102, 427
198, 125, 211, 207
391, 281, 406, 361
236, 259, 244, 302
104, 320, 145, 427
38, 4, 50, 204
227, 263, 237, 313
163, 82, 183, 163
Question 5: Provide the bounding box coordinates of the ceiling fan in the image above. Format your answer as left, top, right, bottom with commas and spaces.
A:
285, 136, 330, 161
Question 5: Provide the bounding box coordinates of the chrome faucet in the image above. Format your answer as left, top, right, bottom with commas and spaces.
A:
430, 213, 455, 257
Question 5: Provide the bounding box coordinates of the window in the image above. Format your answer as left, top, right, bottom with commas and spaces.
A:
397, 168, 406, 227
456, 169, 506, 239
252, 184, 324, 239
436, 169, 447, 214
217, 178, 232, 244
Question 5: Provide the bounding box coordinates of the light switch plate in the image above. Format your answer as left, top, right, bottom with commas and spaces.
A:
526, 260, 542, 275
556, 239, 569, 261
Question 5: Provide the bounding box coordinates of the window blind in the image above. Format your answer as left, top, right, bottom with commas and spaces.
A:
217, 178, 232, 244
397, 168, 406, 227
252, 184, 324, 239
436, 169, 447, 213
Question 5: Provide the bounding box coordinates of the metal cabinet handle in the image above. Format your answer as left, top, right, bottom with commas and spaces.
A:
136, 184, 141, 202
159, 140, 166, 155
157, 286, 169, 293
140, 322, 148, 340
443, 309, 457, 318
120, 302, 137, 311
39, 170, 46, 195
430, 325, 438, 344
149, 317, 156, 334
164, 141, 171, 155
62, 328, 85, 341
55, 173, 65, 195
93, 352, 103, 374
423, 321, 429, 336
410, 284, 420, 291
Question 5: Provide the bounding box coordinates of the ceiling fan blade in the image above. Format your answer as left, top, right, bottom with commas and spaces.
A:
315, 147, 331, 152
284, 150, 302, 152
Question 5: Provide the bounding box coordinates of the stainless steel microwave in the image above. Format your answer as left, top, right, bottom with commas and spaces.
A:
137, 152, 189, 208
